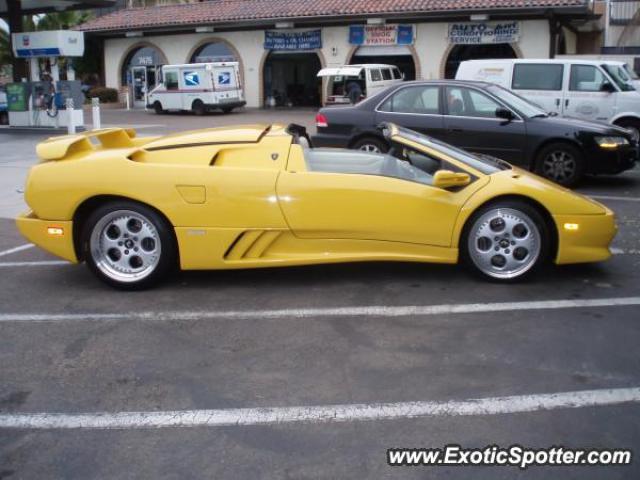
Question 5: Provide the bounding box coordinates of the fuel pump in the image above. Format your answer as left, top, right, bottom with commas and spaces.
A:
7, 30, 85, 129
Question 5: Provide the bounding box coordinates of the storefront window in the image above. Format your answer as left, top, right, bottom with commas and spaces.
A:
190, 42, 237, 63
445, 44, 517, 79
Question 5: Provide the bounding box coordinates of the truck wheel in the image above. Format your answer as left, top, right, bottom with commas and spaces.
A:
153, 101, 165, 114
534, 142, 584, 187
221, 107, 233, 114
81, 201, 177, 290
351, 136, 389, 153
614, 118, 640, 143
192, 100, 206, 116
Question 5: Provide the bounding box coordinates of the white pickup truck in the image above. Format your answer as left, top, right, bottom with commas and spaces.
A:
148, 62, 246, 115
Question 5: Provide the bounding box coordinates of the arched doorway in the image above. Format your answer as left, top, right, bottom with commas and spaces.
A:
350, 45, 417, 80
190, 41, 238, 63
263, 52, 322, 107
444, 44, 517, 79
121, 44, 166, 108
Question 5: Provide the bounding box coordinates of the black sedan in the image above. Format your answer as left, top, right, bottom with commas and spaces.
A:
313, 80, 638, 186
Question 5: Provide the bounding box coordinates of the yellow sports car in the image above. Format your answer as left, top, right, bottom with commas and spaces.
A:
17, 122, 616, 289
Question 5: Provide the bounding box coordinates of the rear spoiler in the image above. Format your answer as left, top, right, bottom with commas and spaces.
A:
35, 127, 137, 161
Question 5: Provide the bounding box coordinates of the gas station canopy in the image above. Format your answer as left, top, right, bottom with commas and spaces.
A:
0, 1, 115, 16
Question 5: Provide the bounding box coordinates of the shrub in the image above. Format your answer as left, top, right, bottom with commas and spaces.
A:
88, 87, 119, 103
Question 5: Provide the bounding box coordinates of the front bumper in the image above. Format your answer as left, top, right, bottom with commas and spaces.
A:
587, 144, 637, 175
554, 209, 617, 265
15, 211, 78, 263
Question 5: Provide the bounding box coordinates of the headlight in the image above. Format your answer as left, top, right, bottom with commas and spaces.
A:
595, 136, 629, 148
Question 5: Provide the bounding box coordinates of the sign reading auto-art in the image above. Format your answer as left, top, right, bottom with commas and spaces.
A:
349, 25, 414, 46
264, 30, 322, 50
448, 22, 520, 45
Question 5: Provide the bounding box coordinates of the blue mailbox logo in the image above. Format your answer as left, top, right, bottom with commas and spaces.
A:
218, 72, 231, 85
183, 71, 200, 86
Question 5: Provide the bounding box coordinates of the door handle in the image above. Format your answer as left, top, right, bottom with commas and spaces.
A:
447, 127, 464, 133
565, 99, 569, 107
555, 98, 561, 107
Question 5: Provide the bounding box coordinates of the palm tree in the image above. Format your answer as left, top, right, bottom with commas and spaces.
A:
35, 11, 93, 31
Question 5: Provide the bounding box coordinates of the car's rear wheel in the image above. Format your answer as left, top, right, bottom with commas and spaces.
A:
534, 142, 584, 187
81, 201, 176, 290
352, 136, 388, 153
461, 200, 550, 282
192, 100, 206, 116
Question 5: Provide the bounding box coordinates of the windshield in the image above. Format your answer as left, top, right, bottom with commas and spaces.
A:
393, 126, 509, 175
485, 84, 547, 117
602, 64, 636, 91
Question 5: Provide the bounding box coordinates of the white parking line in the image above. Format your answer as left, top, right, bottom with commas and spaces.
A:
0, 260, 69, 268
587, 194, 640, 202
1, 387, 638, 430
0, 243, 34, 257
1, 296, 639, 323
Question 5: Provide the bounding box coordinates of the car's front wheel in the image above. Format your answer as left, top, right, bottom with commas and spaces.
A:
461, 200, 550, 282
81, 201, 177, 290
534, 142, 584, 187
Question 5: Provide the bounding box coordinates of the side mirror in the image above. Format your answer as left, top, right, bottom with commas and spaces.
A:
600, 81, 616, 93
433, 170, 471, 189
495, 107, 515, 121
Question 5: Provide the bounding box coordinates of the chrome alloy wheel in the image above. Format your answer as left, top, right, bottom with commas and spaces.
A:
467, 208, 541, 280
542, 150, 576, 183
89, 210, 162, 284
358, 143, 381, 153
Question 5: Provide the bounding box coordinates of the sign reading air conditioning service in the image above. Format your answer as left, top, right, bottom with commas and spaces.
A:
264, 30, 322, 50
349, 25, 414, 46
448, 22, 520, 45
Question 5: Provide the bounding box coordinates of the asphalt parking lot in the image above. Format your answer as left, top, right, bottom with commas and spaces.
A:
1, 109, 640, 479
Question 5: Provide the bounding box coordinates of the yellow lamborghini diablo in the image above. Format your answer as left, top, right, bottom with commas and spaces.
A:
17, 122, 616, 289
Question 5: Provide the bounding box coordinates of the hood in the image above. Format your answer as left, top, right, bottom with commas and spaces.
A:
529, 115, 632, 137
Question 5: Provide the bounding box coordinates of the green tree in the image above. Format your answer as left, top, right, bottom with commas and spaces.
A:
34, 11, 93, 31
0, 28, 10, 66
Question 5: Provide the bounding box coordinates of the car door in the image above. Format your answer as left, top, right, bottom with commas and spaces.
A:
563, 64, 617, 123
443, 85, 527, 165
510, 62, 565, 114
276, 147, 476, 247
375, 85, 447, 141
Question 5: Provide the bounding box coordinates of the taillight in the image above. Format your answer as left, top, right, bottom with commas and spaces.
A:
316, 113, 328, 128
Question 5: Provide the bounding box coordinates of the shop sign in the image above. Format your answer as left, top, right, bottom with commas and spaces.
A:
349, 25, 414, 46
137, 56, 154, 65
448, 22, 520, 45
264, 30, 322, 50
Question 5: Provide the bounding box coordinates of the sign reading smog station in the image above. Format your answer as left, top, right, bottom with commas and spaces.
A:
448, 21, 520, 44
349, 25, 414, 45
264, 30, 322, 50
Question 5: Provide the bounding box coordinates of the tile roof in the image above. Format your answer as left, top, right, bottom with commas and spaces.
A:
78, 0, 589, 32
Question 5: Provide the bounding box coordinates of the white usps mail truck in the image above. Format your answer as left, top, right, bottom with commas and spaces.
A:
148, 62, 245, 115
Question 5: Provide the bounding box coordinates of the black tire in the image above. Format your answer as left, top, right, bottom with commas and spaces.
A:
614, 118, 640, 144
192, 100, 206, 116
153, 101, 165, 114
80, 201, 177, 290
460, 199, 551, 283
351, 136, 389, 153
534, 142, 585, 187
221, 107, 234, 114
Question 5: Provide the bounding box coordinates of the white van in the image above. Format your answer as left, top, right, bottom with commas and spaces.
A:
317, 64, 404, 106
456, 58, 640, 140
148, 62, 245, 115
